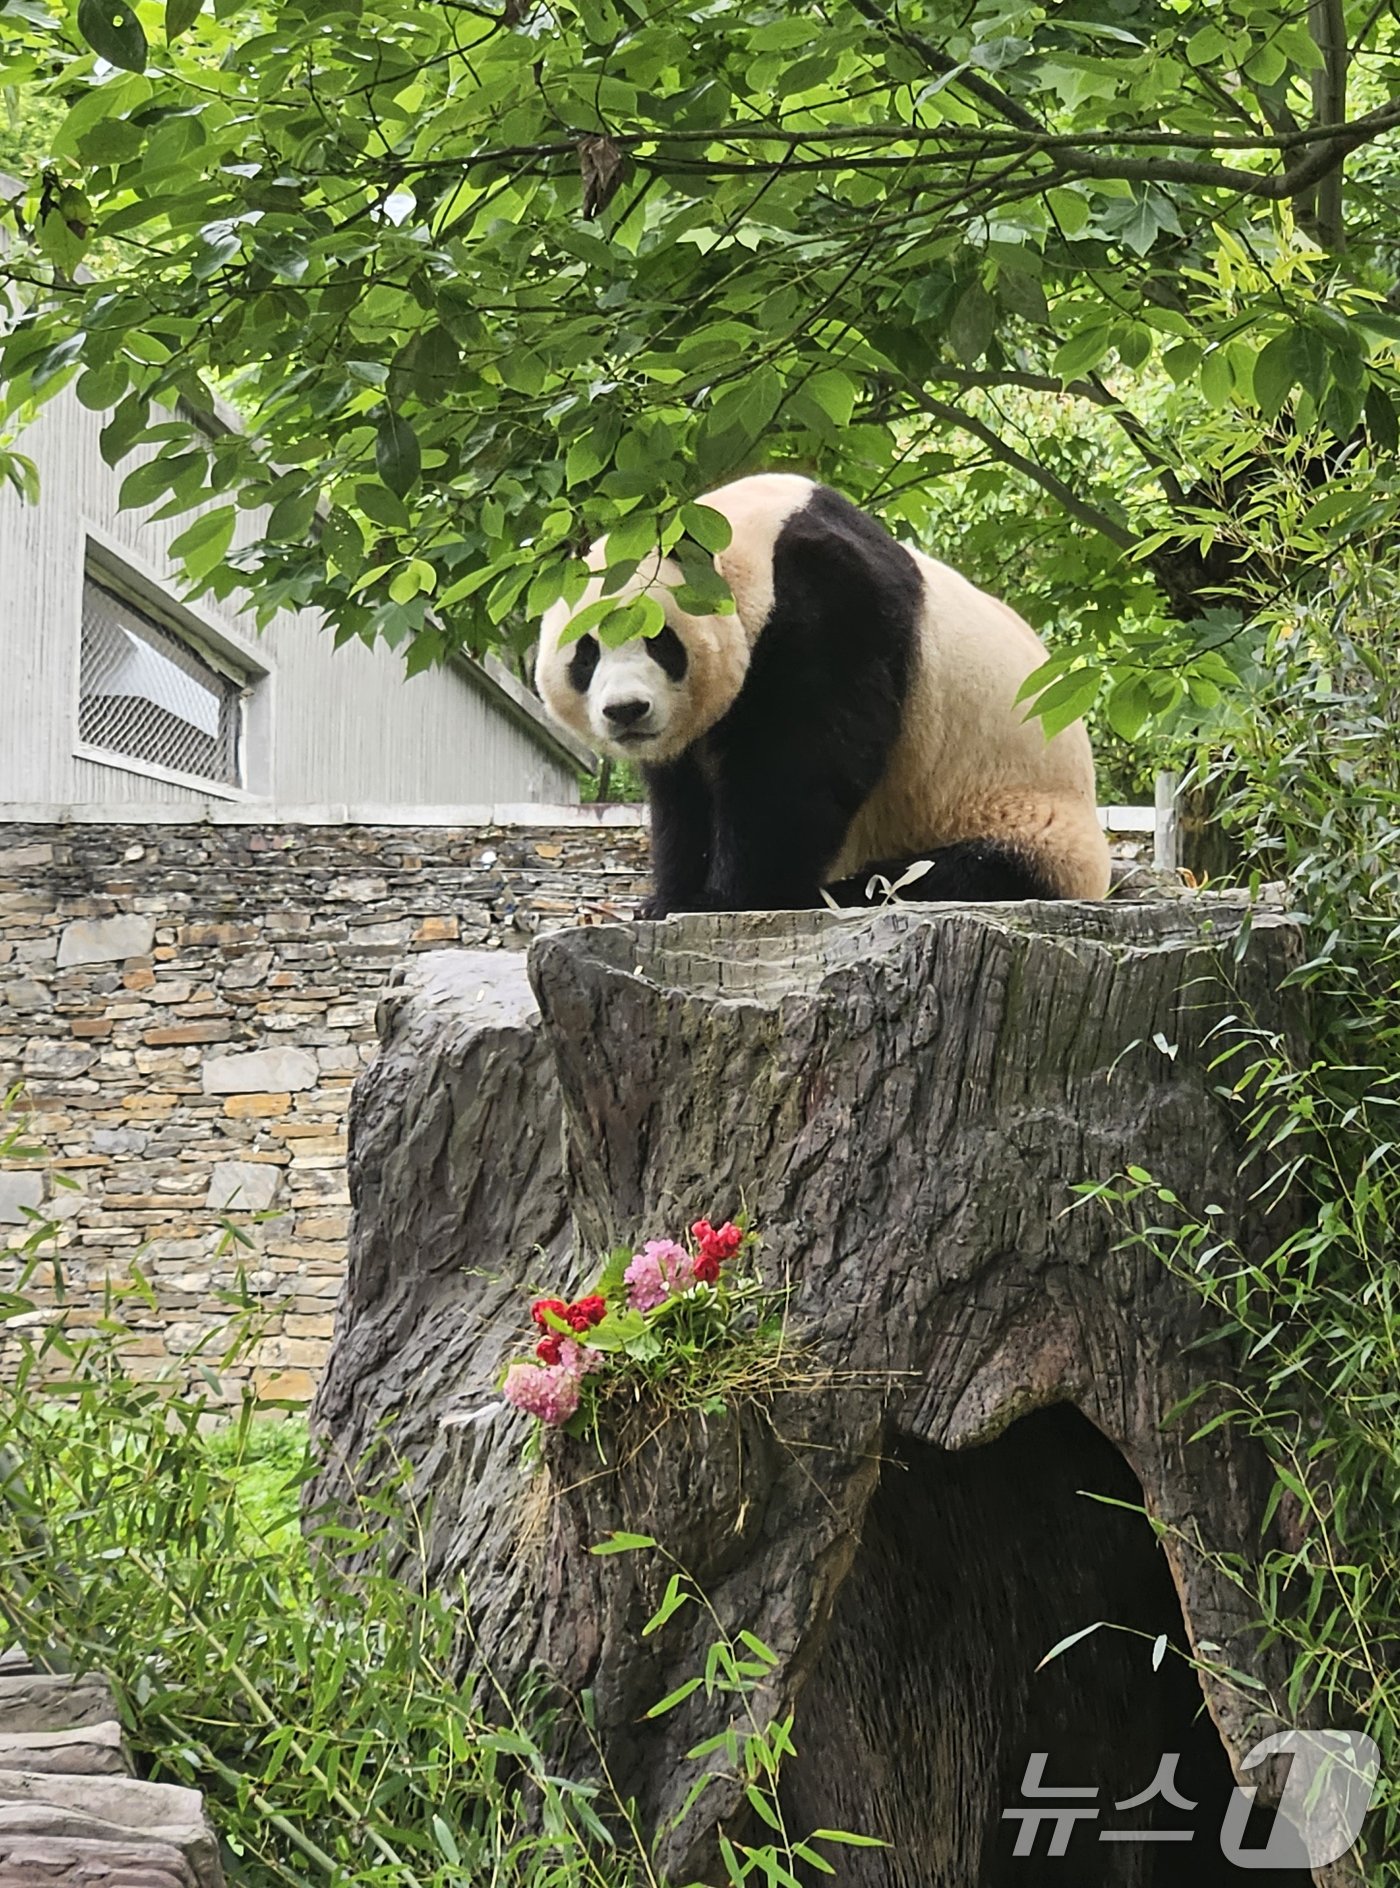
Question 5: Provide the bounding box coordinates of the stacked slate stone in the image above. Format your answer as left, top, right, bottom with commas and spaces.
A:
0, 1647, 224, 1885
0, 819, 651, 1396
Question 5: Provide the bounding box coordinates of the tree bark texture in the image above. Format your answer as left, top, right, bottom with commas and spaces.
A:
311, 903, 1353, 1888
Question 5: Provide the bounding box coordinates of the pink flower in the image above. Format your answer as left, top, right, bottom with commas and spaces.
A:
502, 1361, 582, 1426
558, 1338, 603, 1377
624, 1239, 690, 1311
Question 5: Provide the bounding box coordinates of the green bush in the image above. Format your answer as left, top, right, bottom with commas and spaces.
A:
0, 1300, 630, 1886
0, 1218, 860, 1886
1089, 575, 1400, 1878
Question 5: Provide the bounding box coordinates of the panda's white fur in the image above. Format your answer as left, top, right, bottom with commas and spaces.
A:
537, 473, 1110, 910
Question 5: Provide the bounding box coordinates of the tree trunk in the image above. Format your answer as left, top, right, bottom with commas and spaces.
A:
311, 902, 1356, 1887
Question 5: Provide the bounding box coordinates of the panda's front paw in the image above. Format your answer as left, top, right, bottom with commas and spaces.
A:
635, 894, 671, 921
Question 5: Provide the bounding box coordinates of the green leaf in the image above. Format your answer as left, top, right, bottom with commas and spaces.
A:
744, 1784, 784, 1832
169, 504, 236, 582
679, 503, 732, 554
1046, 186, 1091, 237
375, 409, 420, 498
1104, 678, 1150, 741
431, 1814, 461, 1864
643, 1572, 692, 1636
1024, 666, 1100, 738
165, 0, 202, 36
1117, 196, 1164, 258
1053, 325, 1111, 381
1162, 341, 1202, 385
645, 1676, 702, 1718
804, 369, 857, 427
355, 481, 410, 529
75, 361, 129, 410
398, 326, 460, 398
1253, 330, 1299, 419
99, 392, 149, 468
37, 192, 91, 274
947, 281, 994, 366
738, 1630, 779, 1666
77, 0, 148, 71
1364, 384, 1399, 455
810, 1829, 888, 1848
266, 487, 319, 542
1035, 1620, 1104, 1670
1243, 40, 1286, 86
1185, 23, 1228, 66
51, 74, 145, 159
599, 594, 665, 647
589, 1531, 657, 1555
119, 455, 186, 511
321, 506, 366, 573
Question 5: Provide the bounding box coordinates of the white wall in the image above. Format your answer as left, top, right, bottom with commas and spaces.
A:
0, 387, 580, 808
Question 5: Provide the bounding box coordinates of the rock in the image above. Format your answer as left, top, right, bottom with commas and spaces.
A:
0, 1175, 43, 1227
201, 1049, 317, 1095
89, 1130, 148, 1156
0, 1832, 195, 1886
0, 1723, 130, 1778
0, 1775, 224, 1884
205, 1163, 281, 1213
0, 1678, 117, 1736
56, 919, 156, 969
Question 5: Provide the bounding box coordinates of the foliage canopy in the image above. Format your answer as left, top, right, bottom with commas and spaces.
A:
2, 0, 1400, 730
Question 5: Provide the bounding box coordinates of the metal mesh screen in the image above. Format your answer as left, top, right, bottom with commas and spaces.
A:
79, 578, 242, 786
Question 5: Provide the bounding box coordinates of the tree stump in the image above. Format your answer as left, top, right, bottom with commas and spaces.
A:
312, 903, 1350, 1887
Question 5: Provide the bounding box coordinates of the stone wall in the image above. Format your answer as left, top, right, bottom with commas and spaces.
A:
0, 814, 650, 1401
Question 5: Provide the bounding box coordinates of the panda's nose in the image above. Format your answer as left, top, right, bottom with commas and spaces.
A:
603, 698, 650, 728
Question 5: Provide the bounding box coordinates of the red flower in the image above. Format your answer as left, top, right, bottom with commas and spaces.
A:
565, 1293, 608, 1332
536, 1332, 564, 1365
531, 1297, 569, 1330
692, 1218, 743, 1265
692, 1248, 722, 1286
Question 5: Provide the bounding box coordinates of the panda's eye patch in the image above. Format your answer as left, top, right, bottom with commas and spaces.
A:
567, 634, 600, 693
645, 624, 688, 683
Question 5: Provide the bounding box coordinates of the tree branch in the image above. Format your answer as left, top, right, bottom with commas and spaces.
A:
363, 97, 1400, 209
845, 0, 1049, 137
902, 386, 1140, 550
926, 365, 1189, 507
1308, 0, 1349, 246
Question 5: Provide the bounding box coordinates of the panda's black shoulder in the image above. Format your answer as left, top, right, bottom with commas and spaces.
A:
707, 482, 922, 769
746, 483, 923, 682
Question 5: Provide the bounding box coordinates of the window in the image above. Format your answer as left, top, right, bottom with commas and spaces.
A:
79, 575, 245, 787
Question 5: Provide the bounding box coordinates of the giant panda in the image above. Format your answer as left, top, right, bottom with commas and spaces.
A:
535, 472, 1110, 917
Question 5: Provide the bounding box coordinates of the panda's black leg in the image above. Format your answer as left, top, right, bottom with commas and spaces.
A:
700, 744, 861, 911
639, 754, 713, 918
825, 840, 1061, 905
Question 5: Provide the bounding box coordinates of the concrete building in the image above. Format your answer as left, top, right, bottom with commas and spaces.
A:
0, 378, 589, 815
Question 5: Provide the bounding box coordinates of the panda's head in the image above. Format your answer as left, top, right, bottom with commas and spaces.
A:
535, 473, 818, 765
535, 548, 753, 765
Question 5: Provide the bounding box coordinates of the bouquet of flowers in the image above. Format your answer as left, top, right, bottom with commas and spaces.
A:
500, 1213, 764, 1439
